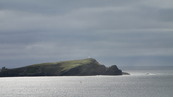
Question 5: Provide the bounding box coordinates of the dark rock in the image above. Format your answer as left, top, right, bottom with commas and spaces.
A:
105, 65, 122, 75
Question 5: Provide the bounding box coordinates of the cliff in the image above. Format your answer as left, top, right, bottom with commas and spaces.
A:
0, 58, 126, 77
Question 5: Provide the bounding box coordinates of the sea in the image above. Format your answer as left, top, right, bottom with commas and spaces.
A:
0, 66, 173, 97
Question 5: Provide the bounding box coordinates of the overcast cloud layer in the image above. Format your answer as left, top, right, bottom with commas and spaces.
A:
0, 0, 173, 67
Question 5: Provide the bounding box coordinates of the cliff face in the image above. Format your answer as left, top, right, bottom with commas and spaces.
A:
0, 58, 123, 77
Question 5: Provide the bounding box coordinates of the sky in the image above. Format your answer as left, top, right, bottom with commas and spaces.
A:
0, 0, 173, 68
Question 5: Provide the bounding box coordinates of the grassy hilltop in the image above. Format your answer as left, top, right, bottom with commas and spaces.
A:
0, 58, 123, 77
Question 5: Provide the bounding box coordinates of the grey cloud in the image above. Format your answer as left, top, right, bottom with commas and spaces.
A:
0, 32, 39, 44
0, 0, 139, 14
158, 8, 173, 22
1, 1, 173, 33
0, 0, 173, 67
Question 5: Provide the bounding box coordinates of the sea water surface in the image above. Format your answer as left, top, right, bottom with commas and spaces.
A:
0, 66, 173, 97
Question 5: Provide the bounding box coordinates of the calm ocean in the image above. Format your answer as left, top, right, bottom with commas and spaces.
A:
0, 66, 173, 97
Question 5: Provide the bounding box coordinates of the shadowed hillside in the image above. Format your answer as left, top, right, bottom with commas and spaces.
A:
0, 58, 125, 77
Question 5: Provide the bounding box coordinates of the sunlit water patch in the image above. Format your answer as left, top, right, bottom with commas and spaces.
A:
0, 68, 173, 97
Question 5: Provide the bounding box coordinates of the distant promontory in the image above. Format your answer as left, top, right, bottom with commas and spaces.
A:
0, 58, 128, 77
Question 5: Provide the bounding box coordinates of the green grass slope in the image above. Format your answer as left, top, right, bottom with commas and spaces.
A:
0, 58, 102, 76
0, 58, 123, 77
